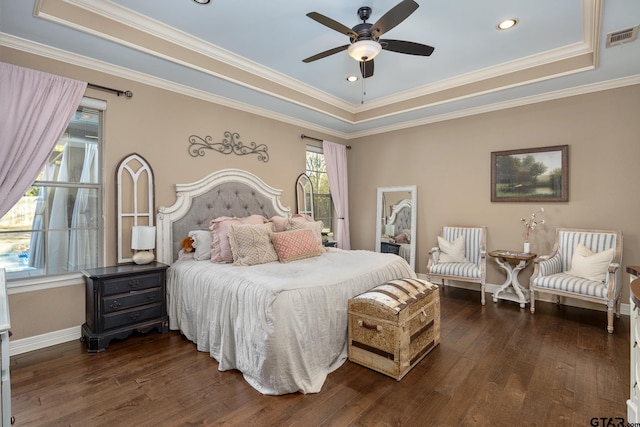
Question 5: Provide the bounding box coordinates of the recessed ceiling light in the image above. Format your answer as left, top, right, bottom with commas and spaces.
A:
193, 0, 211, 4
347, 75, 358, 82
497, 18, 518, 30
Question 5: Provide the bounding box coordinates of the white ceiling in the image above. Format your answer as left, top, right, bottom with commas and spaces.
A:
1, 0, 639, 138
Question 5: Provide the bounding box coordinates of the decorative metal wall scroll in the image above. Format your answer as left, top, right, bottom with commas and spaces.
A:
188, 131, 269, 162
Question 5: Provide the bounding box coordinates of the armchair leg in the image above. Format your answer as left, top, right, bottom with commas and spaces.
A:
607, 307, 614, 333
481, 283, 486, 305
530, 289, 536, 314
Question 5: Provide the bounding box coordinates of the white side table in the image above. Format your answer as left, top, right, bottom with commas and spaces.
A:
489, 250, 536, 309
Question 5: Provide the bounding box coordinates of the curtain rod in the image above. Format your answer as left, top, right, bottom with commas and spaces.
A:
300, 134, 351, 149
88, 83, 133, 98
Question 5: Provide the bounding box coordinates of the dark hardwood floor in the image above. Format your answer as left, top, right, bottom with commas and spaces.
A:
9, 287, 630, 426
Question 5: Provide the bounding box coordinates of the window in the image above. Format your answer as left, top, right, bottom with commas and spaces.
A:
305, 146, 333, 232
0, 102, 103, 280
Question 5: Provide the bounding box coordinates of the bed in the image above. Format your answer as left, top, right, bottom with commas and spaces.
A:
157, 169, 416, 395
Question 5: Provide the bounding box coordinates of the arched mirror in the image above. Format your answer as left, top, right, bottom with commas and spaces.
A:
295, 173, 314, 219
375, 185, 417, 271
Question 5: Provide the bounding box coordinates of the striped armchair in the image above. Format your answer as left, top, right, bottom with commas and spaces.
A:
427, 226, 487, 305
529, 228, 623, 333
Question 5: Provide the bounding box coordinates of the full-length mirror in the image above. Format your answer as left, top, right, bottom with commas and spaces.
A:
375, 185, 417, 271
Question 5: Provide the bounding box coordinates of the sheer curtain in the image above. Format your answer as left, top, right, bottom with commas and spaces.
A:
322, 141, 351, 250
68, 144, 98, 270
0, 62, 87, 218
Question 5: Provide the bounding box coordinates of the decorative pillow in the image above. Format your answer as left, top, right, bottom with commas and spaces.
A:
210, 215, 266, 263
271, 229, 325, 263
437, 235, 469, 263
568, 243, 615, 282
394, 232, 410, 244
227, 223, 278, 266
269, 215, 289, 232
188, 230, 213, 261
287, 218, 325, 248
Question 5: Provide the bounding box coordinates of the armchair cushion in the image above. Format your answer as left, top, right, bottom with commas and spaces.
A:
437, 235, 469, 263
567, 243, 614, 282
429, 262, 481, 279
532, 273, 608, 299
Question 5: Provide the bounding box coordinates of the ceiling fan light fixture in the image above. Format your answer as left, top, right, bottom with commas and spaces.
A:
497, 18, 518, 30
348, 40, 382, 62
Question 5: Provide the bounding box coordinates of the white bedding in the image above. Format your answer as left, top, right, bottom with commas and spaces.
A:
167, 248, 415, 394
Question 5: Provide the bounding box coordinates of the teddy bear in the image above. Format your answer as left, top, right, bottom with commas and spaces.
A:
181, 236, 194, 253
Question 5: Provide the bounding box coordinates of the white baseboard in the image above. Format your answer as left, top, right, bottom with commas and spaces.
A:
10, 325, 82, 356
416, 273, 630, 316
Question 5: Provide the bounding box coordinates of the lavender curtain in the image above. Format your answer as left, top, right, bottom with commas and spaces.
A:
0, 62, 87, 218
322, 140, 351, 250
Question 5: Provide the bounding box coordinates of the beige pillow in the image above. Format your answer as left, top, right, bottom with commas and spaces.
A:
209, 215, 266, 263
227, 222, 278, 266
437, 235, 469, 263
287, 218, 325, 248
568, 243, 615, 282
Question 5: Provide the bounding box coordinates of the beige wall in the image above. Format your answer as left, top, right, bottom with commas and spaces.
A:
4, 47, 640, 341
349, 84, 640, 304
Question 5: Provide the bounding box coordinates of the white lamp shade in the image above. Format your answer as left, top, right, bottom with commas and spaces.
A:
131, 226, 156, 250
348, 40, 382, 61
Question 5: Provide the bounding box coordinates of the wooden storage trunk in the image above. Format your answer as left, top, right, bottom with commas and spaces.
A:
348, 278, 440, 380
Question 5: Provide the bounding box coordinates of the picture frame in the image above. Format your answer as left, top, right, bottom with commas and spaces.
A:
491, 145, 568, 202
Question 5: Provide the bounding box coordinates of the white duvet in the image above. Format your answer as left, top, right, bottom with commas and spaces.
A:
167, 248, 415, 394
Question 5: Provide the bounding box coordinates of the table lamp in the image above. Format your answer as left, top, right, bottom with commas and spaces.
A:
131, 226, 156, 265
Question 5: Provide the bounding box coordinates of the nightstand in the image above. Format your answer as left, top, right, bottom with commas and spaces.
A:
81, 262, 169, 352
380, 241, 401, 255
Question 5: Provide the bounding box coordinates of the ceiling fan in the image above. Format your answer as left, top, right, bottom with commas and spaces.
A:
302, 0, 435, 79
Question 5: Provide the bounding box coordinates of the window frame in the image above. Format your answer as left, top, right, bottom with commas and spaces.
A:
1, 98, 105, 292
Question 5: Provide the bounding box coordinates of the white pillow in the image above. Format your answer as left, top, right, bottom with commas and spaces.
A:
188, 230, 213, 261
568, 243, 615, 282
437, 235, 469, 263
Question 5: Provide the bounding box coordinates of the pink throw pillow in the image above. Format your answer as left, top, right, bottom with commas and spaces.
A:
269, 215, 289, 232
271, 229, 325, 263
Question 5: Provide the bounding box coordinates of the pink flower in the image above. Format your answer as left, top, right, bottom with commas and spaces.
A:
521, 208, 545, 240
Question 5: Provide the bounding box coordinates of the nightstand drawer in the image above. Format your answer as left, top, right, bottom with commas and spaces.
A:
102, 273, 162, 296
102, 288, 163, 313
102, 303, 163, 330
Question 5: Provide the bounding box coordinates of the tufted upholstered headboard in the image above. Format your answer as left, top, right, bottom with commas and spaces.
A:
156, 169, 291, 265
388, 199, 412, 235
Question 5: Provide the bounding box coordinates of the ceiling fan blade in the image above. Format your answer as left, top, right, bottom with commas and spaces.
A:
306, 12, 358, 38
302, 45, 349, 63
370, 0, 419, 38
381, 39, 434, 56
360, 60, 374, 79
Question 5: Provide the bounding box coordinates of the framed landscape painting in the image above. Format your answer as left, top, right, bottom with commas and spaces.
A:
491, 145, 568, 202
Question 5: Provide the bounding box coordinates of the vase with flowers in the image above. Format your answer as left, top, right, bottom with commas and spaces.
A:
521, 208, 545, 253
